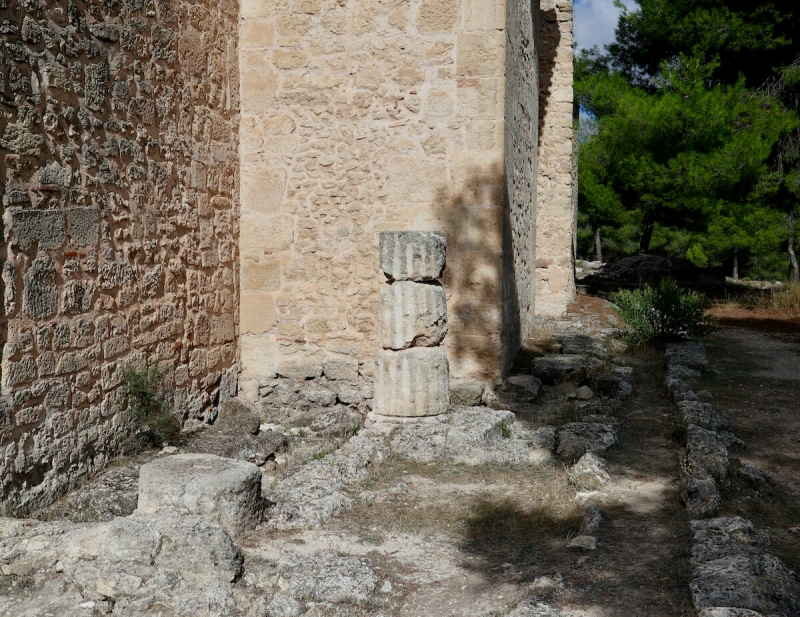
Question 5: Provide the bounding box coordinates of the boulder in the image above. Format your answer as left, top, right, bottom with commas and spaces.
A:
677, 401, 730, 432
137, 454, 264, 536
556, 422, 619, 460
374, 347, 449, 417
379, 230, 446, 281
379, 281, 448, 349
560, 335, 607, 359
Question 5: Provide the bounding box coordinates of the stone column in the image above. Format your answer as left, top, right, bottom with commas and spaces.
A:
373, 232, 450, 417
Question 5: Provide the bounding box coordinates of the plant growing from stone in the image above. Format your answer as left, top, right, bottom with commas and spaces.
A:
118, 363, 179, 454
610, 279, 717, 346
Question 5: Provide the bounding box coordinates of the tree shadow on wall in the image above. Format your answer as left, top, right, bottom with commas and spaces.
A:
432, 161, 521, 383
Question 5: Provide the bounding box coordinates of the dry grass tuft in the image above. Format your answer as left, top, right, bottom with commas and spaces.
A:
737, 283, 800, 315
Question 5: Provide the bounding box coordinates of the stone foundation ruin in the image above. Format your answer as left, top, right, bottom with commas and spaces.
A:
1, 0, 577, 513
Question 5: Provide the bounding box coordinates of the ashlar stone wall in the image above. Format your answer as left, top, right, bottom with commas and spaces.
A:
238, 0, 542, 398
535, 0, 576, 317
0, 0, 240, 514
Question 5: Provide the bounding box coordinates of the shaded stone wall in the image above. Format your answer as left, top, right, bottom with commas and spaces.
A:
0, 0, 240, 514
238, 0, 540, 397
503, 0, 539, 373
535, 0, 576, 317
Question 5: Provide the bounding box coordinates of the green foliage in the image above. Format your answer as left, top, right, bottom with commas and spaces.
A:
500, 419, 511, 439
610, 279, 717, 346
118, 363, 179, 454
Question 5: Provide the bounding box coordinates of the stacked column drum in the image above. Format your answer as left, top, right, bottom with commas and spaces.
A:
374, 232, 450, 417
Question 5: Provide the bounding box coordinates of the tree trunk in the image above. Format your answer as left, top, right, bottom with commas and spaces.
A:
594, 227, 603, 263
789, 232, 799, 283
732, 247, 739, 281
639, 220, 655, 254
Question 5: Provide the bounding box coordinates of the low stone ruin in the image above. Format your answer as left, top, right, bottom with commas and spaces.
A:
666, 341, 800, 616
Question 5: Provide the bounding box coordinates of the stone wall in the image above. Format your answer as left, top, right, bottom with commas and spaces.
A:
535, 0, 576, 317
0, 0, 240, 514
238, 0, 540, 399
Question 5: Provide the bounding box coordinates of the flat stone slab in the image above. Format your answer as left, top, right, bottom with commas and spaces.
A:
532, 355, 587, 385
379, 280, 448, 349
379, 231, 446, 281
684, 425, 730, 484
374, 347, 449, 417
138, 453, 263, 536
666, 341, 709, 371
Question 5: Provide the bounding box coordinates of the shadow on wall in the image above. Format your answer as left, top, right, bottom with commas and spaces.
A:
538, 7, 560, 150
432, 162, 513, 383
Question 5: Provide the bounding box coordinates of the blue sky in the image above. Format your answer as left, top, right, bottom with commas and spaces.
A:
574, 0, 639, 50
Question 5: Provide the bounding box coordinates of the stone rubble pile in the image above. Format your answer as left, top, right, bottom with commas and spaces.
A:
373, 231, 449, 418
665, 341, 800, 616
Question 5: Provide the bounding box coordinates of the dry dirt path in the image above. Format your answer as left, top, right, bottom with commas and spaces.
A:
241, 352, 692, 617
699, 326, 800, 576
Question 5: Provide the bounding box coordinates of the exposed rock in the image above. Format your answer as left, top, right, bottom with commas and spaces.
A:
677, 401, 730, 432
697, 609, 766, 617
684, 425, 730, 484
374, 347, 449, 417
733, 461, 770, 490
690, 517, 800, 615
665, 341, 709, 372
556, 422, 619, 460
379, 281, 448, 349
216, 396, 261, 434
508, 599, 564, 616
379, 230, 446, 281
276, 552, 378, 604
683, 474, 722, 519
560, 334, 607, 359
0, 508, 251, 617
185, 426, 288, 466
449, 379, 485, 406
268, 594, 303, 617
266, 430, 389, 529
568, 452, 611, 490
576, 385, 593, 400
310, 406, 363, 437
580, 505, 604, 535
137, 454, 264, 536
389, 407, 552, 466
532, 355, 587, 385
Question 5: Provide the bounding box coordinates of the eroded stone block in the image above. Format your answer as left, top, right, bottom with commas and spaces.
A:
137, 453, 263, 537
379, 231, 446, 282
374, 347, 449, 417
379, 281, 448, 349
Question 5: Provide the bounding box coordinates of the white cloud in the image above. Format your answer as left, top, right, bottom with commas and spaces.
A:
574, 0, 638, 51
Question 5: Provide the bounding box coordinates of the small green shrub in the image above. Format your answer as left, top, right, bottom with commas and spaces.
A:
500, 419, 512, 439
610, 278, 716, 347
118, 363, 179, 454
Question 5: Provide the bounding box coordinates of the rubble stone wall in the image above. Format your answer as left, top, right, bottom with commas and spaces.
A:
238, 0, 541, 396
0, 0, 240, 514
535, 0, 576, 317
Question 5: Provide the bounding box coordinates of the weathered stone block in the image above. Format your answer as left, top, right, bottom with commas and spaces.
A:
324, 357, 359, 381
137, 453, 263, 537
23, 257, 58, 319
379, 231, 446, 282
66, 208, 100, 246
374, 347, 449, 417
11, 210, 65, 250
379, 281, 448, 349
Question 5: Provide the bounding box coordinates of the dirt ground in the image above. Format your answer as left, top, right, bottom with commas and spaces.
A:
242, 349, 694, 617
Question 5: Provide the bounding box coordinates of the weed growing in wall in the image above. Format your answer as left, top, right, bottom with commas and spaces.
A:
611, 278, 717, 346
118, 363, 180, 454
